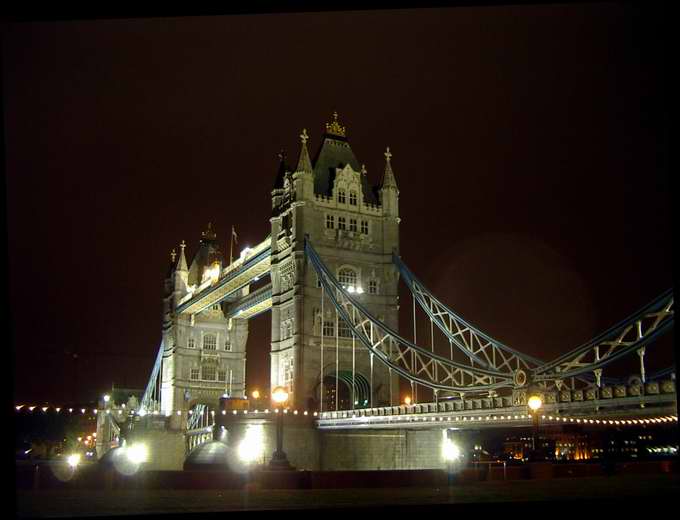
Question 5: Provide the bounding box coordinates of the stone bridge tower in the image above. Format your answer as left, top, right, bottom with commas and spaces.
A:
160, 224, 249, 417
270, 113, 400, 410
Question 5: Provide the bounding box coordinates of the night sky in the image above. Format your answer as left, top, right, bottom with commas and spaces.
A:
4, 6, 671, 406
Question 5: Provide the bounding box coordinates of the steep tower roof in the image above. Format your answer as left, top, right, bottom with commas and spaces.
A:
310, 111, 378, 204
188, 223, 224, 286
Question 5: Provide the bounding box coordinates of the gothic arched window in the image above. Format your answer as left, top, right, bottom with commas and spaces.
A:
349, 191, 357, 205
338, 190, 346, 204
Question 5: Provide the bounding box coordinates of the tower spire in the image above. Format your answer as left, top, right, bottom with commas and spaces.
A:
380, 147, 398, 190
176, 240, 188, 272
295, 128, 313, 173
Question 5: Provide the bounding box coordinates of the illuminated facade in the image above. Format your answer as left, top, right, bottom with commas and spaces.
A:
160, 224, 249, 415
269, 113, 401, 409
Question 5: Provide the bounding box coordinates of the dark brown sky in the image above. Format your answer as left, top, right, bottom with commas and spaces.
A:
4, 6, 671, 405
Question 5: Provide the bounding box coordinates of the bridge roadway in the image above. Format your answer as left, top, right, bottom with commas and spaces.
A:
208, 381, 676, 432
315, 381, 677, 430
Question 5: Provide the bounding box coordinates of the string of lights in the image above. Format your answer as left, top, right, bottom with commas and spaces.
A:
14, 403, 677, 426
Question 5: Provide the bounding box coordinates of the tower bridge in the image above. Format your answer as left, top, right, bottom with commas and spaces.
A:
95, 113, 676, 471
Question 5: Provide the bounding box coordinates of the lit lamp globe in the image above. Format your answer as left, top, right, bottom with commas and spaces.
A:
404, 396, 412, 406
272, 387, 289, 406
527, 395, 543, 412
251, 390, 260, 400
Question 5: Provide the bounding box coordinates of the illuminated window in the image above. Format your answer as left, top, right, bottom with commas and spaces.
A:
326, 214, 335, 229
202, 365, 216, 381
338, 190, 346, 204
188, 338, 195, 349
190, 368, 199, 380
203, 334, 217, 350
368, 280, 378, 294
338, 217, 346, 230
338, 267, 357, 287
349, 192, 357, 205
361, 220, 368, 234
349, 219, 357, 232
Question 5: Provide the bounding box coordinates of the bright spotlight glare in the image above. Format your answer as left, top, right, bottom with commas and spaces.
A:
442, 440, 461, 462
237, 426, 264, 464
126, 444, 149, 464
67, 453, 81, 468
103, 394, 110, 403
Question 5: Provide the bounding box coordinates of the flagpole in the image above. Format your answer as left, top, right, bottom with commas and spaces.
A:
230, 226, 234, 265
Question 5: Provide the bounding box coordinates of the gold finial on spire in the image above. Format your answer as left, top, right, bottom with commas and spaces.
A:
300, 128, 309, 144
325, 110, 346, 137
180, 240, 186, 251
361, 164, 367, 175
385, 147, 392, 162
171, 249, 177, 262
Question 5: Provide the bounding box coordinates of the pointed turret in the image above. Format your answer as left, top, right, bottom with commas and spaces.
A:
380, 147, 399, 191
292, 128, 315, 202
172, 240, 189, 301
295, 128, 313, 174
379, 147, 399, 218
176, 240, 189, 272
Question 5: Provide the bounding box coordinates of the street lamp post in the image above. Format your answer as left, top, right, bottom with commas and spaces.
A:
269, 387, 294, 470
527, 392, 543, 461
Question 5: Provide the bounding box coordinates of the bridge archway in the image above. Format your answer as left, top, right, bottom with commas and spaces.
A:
315, 370, 370, 411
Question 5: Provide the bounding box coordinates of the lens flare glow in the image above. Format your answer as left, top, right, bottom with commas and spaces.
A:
442, 440, 461, 462
126, 444, 149, 464
237, 426, 264, 464
67, 453, 81, 468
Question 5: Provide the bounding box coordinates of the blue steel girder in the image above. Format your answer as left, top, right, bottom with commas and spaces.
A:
306, 240, 512, 395
532, 289, 674, 382
393, 253, 541, 374
140, 341, 164, 413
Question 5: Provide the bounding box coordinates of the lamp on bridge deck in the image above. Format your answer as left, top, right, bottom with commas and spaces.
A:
269, 387, 295, 471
